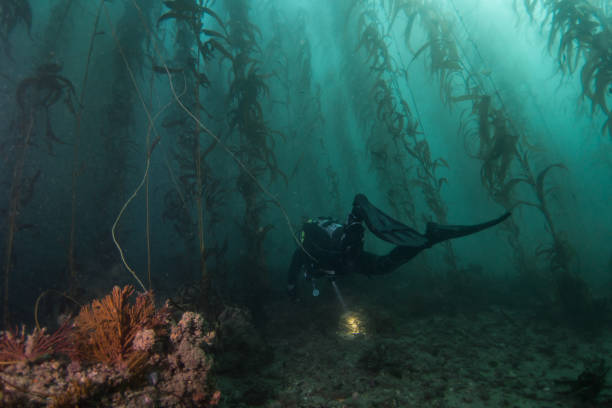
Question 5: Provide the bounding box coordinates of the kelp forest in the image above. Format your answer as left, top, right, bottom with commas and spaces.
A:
0, 0, 611, 406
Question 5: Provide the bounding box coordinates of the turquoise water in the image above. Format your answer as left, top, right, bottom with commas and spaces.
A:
2, 1, 612, 406
0, 0, 610, 332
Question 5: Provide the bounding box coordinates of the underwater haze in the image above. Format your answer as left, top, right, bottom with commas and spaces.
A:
1, 0, 612, 406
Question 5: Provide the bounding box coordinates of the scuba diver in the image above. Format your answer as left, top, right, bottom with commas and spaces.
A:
287, 193, 511, 298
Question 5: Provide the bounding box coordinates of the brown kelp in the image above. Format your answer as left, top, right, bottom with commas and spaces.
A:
442, 1, 600, 321
406, 6, 463, 107
349, 0, 458, 275
355, 0, 593, 313
348, 0, 419, 229
515, 0, 612, 137
157, 0, 232, 316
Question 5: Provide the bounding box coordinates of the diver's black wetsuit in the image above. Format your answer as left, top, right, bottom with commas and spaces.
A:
287, 194, 510, 296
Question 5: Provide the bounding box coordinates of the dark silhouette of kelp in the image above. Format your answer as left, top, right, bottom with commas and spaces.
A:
67, 0, 105, 291
517, 0, 612, 137
226, 0, 285, 312
156, 0, 233, 317
2, 63, 75, 327
0, 0, 31, 56
349, 0, 458, 274
439, 0, 606, 325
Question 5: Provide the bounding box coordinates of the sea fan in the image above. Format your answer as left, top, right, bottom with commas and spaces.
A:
73, 285, 168, 372
0, 320, 74, 365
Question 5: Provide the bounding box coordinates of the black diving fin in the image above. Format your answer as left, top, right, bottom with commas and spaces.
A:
425, 212, 511, 246
352, 193, 511, 248
352, 194, 429, 247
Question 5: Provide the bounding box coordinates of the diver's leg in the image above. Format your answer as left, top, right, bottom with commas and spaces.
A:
287, 249, 309, 296
356, 246, 426, 276
425, 212, 511, 246
356, 212, 511, 276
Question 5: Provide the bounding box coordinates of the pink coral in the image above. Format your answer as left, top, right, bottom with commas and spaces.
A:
132, 329, 155, 352
159, 311, 218, 406
171, 311, 205, 343
0, 309, 219, 407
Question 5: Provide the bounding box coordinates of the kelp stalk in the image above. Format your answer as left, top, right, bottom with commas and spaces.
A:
3, 114, 34, 327
67, 0, 104, 288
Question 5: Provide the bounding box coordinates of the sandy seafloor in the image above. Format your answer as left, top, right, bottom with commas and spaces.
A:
218, 290, 612, 408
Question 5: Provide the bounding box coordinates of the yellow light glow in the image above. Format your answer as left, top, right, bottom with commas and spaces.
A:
341, 311, 366, 337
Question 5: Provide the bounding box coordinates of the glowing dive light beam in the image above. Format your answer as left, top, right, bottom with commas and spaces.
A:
331, 280, 347, 313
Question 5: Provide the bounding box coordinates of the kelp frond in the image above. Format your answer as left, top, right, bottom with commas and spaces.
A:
518, 0, 612, 137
